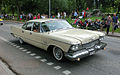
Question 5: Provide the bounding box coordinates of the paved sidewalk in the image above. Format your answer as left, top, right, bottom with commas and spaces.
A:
0, 60, 15, 75
106, 32, 120, 38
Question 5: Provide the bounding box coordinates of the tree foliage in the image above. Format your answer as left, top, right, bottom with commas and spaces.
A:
0, 0, 119, 15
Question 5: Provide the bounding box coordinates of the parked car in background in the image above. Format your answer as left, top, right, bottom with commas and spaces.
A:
0, 18, 3, 25
11, 19, 107, 61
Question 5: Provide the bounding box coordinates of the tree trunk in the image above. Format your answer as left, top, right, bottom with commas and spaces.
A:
16, 0, 21, 19
117, 5, 120, 14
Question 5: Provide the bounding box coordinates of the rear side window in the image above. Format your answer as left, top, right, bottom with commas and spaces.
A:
22, 23, 27, 29
22, 22, 34, 31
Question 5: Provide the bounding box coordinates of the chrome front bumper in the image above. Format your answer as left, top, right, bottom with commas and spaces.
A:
65, 42, 107, 61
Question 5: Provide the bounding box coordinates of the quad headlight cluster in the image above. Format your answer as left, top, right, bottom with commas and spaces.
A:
70, 44, 82, 51
70, 36, 104, 52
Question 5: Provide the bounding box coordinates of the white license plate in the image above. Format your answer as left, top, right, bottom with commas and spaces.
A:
90, 51, 95, 55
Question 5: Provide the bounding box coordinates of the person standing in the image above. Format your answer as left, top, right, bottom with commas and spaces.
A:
64, 12, 66, 19
71, 11, 74, 19
41, 14, 46, 19
28, 13, 31, 20
86, 7, 89, 11
57, 12, 60, 19
22, 13, 26, 20
101, 15, 105, 21
112, 13, 118, 34
33, 15, 36, 19
82, 10, 84, 18
28, 13, 33, 20
106, 15, 112, 35
60, 12, 63, 19
20, 14, 22, 20
84, 10, 86, 18
37, 13, 40, 19
5, 14, 8, 19
74, 11, 78, 19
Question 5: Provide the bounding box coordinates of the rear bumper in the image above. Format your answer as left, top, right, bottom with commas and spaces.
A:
65, 42, 107, 61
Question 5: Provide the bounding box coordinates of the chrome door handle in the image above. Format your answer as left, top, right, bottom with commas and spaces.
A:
22, 30, 24, 33
30, 32, 32, 35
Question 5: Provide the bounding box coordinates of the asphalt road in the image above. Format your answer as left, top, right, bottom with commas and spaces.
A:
0, 22, 120, 75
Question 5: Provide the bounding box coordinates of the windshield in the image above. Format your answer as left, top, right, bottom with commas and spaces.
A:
41, 20, 73, 32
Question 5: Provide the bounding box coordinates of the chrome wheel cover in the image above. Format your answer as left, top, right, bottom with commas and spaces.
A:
53, 47, 63, 61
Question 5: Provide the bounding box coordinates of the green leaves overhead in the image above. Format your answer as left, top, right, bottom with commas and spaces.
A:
0, 0, 120, 15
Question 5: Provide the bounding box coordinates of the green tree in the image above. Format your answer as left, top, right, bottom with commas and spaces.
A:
114, 0, 120, 13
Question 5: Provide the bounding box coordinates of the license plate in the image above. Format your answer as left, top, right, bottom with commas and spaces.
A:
90, 51, 95, 55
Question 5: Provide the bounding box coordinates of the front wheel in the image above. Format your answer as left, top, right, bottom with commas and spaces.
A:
53, 47, 64, 61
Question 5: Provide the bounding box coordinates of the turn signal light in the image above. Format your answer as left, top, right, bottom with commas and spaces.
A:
77, 58, 80, 61
104, 48, 106, 50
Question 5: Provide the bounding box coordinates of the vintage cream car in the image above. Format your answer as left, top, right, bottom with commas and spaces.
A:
11, 19, 107, 61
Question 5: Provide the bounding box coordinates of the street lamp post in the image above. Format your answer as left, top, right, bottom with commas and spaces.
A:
49, 0, 51, 18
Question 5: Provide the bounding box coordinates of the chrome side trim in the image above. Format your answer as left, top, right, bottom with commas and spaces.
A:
11, 34, 48, 46
50, 39, 72, 45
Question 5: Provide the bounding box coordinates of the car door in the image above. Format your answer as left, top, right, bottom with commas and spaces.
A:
28, 22, 46, 49
21, 22, 34, 44
29, 22, 50, 50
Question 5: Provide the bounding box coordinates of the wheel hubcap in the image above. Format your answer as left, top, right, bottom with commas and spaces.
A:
53, 47, 63, 60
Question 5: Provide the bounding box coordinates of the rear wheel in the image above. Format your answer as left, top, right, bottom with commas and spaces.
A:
53, 46, 64, 61
0, 23, 3, 25
19, 38, 24, 44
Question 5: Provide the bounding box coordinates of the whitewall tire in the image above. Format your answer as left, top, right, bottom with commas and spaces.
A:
53, 47, 64, 61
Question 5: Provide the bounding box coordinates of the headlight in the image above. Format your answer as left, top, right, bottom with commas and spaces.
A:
99, 36, 104, 41
70, 44, 82, 51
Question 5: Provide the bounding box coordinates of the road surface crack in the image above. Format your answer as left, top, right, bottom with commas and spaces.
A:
0, 57, 20, 75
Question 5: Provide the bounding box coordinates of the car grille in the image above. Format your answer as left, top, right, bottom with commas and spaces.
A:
82, 40, 100, 49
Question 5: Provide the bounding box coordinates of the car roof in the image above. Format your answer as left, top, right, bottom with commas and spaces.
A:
27, 18, 61, 23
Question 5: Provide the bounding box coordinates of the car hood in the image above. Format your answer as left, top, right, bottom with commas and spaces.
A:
49, 28, 104, 44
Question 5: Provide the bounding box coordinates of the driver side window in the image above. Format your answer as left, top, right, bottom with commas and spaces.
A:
41, 22, 50, 32
33, 22, 40, 32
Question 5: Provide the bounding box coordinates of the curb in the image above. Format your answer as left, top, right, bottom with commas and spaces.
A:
106, 34, 120, 38
0, 60, 15, 75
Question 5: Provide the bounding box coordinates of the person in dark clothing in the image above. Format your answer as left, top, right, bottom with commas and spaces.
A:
106, 15, 112, 35
112, 13, 118, 34
101, 15, 105, 21
71, 11, 74, 19
101, 20, 106, 31
79, 20, 84, 28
